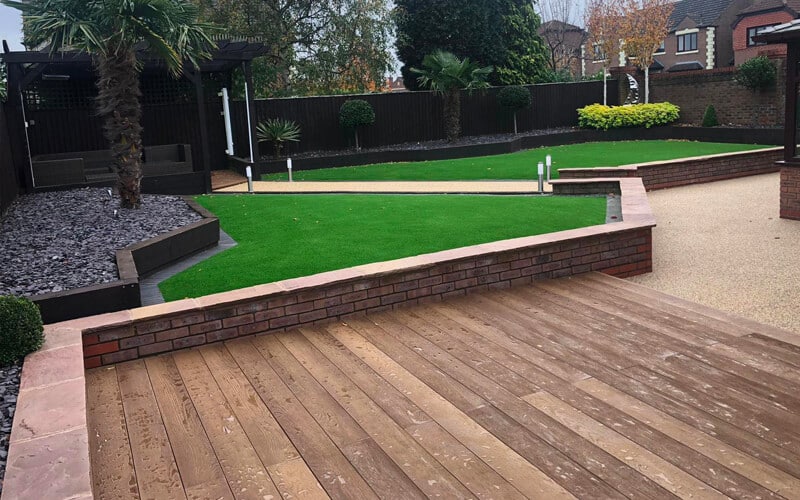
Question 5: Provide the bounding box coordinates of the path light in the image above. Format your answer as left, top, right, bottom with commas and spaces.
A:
546, 155, 552, 182
287, 157, 293, 182
538, 161, 544, 194
245, 166, 254, 194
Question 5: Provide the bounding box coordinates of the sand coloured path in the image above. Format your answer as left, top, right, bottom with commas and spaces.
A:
629, 173, 800, 334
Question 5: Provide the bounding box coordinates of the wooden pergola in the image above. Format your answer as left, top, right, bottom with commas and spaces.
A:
755, 22, 800, 220
1, 39, 268, 194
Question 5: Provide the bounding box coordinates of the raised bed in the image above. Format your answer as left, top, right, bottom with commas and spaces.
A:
255, 127, 782, 175
558, 147, 782, 190
32, 199, 220, 324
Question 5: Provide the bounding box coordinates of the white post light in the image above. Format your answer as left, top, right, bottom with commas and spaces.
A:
245, 166, 254, 194
537, 161, 544, 194
546, 155, 552, 182
219, 88, 235, 156
287, 157, 293, 182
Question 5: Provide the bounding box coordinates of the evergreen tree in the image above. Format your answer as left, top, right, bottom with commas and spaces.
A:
497, 1, 549, 85
396, 0, 546, 89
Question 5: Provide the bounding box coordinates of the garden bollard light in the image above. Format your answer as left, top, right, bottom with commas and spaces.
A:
246, 166, 254, 194
538, 162, 544, 193
546, 155, 552, 182
287, 157, 293, 182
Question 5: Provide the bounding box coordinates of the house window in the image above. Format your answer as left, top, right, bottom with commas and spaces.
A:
677, 32, 697, 53
748, 25, 776, 46
592, 43, 604, 61
654, 40, 665, 54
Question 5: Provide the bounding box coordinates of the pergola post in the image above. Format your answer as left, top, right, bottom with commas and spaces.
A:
188, 68, 213, 194
783, 42, 798, 162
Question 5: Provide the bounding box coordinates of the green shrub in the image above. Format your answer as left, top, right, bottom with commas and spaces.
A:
736, 56, 777, 90
339, 100, 376, 150
497, 85, 532, 111
256, 118, 301, 158
0, 296, 44, 365
702, 104, 719, 127
497, 86, 532, 134
577, 102, 680, 130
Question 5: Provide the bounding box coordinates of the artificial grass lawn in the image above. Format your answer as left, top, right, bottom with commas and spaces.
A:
263, 140, 771, 181
159, 194, 606, 301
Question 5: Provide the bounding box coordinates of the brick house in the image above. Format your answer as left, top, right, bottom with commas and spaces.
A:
584, 0, 756, 76
538, 20, 587, 79
732, 0, 800, 65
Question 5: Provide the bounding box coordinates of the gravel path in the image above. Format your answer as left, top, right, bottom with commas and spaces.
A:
629, 173, 800, 334
0, 188, 201, 297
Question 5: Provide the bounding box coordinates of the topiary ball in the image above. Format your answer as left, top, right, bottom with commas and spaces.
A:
0, 295, 44, 365
339, 99, 376, 129
497, 85, 532, 111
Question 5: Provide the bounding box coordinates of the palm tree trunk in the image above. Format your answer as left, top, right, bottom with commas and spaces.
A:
95, 48, 144, 209
444, 90, 461, 142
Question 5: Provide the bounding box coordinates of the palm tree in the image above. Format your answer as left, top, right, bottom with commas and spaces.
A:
2, 0, 215, 208
411, 51, 492, 142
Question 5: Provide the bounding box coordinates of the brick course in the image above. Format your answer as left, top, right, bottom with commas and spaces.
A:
780, 166, 800, 220
559, 148, 782, 190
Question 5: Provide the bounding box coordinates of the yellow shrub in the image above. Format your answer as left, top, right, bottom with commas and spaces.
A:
577, 103, 680, 130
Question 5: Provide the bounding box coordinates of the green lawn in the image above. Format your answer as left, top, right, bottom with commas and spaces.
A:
263, 140, 771, 181
159, 194, 606, 301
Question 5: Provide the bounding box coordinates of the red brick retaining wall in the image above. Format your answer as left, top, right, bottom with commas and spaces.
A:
558, 148, 782, 190
79, 178, 655, 368
780, 166, 800, 220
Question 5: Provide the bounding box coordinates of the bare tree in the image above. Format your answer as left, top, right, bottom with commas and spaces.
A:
618, 0, 674, 103
585, 0, 623, 105
537, 0, 587, 79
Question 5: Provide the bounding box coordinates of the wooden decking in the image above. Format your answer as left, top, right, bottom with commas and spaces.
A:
86, 273, 800, 499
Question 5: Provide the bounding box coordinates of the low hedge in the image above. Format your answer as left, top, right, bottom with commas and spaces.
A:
578, 102, 680, 130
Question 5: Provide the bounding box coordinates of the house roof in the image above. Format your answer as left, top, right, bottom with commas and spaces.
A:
538, 20, 585, 34
668, 0, 741, 30
739, 0, 800, 15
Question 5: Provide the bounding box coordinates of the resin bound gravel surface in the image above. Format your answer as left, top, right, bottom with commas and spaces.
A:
0, 188, 202, 297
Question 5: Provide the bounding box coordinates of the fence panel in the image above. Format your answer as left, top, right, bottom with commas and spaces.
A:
0, 104, 20, 214
232, 79, 612, 156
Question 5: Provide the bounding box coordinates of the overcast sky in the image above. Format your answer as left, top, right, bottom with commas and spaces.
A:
0, 4, 23, 50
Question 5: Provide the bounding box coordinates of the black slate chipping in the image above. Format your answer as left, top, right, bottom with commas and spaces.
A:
0, 361, 21, 497
0, 188, 202, 298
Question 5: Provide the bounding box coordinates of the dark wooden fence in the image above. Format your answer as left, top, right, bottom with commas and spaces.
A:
231, 80, 615, 157
18, 80, 612, 172
0, 104, 20, 214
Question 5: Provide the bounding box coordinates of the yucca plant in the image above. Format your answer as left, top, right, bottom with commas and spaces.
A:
256, 118, 301, 158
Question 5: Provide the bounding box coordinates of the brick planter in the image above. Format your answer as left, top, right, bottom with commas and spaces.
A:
780, 165, 800, 220
78, 177, 655, 368
558, 147, 782, 190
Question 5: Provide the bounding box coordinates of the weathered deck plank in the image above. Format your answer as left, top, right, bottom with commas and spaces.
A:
86, 273, 800, 500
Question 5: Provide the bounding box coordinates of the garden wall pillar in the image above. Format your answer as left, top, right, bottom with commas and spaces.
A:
780, 165, 800, 220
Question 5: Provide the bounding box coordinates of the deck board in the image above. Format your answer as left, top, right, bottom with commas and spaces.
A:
87, 273, 800, 499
